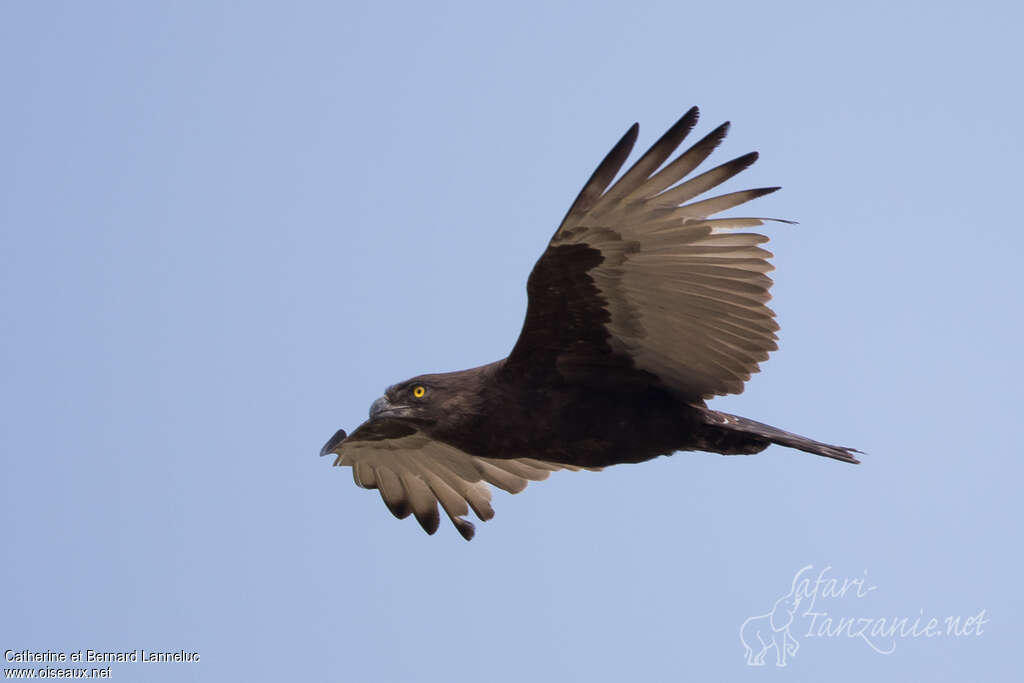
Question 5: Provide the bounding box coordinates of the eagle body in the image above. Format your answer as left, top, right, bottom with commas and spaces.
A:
322, 107, 860, 539
408, 362, 764, 470
408, 362, 713, 469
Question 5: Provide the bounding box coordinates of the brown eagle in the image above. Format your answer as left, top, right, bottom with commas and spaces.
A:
321, 107, 859, 540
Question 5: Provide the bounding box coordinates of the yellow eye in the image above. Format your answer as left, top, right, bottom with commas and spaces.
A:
412, 385, 426, 398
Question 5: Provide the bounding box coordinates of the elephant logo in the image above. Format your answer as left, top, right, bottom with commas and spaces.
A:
740, 579, 803, 667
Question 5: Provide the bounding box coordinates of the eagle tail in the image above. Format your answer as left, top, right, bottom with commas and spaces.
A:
697, 408, 861, 464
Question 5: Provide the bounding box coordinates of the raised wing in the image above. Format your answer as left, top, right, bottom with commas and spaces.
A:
322, 420, 587, 540
507, 107, 786, 400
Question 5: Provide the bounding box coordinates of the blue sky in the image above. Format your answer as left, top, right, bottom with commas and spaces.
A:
2, 1, 1021, 680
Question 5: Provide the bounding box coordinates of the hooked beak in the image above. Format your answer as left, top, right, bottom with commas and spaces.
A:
369, 395, 414, 420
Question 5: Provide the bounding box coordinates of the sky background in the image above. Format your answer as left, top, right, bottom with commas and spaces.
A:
3, 1, 1022, 680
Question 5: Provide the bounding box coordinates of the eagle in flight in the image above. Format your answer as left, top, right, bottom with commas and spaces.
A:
321, 107, 859, 540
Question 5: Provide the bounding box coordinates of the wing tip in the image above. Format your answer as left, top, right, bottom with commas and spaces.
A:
417, 514, 441, 536
320, 428, 348, 457
453, 517, 476, 541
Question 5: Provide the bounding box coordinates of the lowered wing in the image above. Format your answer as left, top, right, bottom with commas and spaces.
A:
321, 420, 586, 540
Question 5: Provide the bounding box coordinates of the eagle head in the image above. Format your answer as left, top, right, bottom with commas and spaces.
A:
368, 377, 442, 423
370, 368, 487, 428
319, 364, 497, 459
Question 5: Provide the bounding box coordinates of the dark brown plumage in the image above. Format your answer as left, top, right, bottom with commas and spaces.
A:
321, 107, 860, 540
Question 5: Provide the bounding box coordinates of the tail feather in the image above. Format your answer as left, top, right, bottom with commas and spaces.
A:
698, 408, 861, 464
